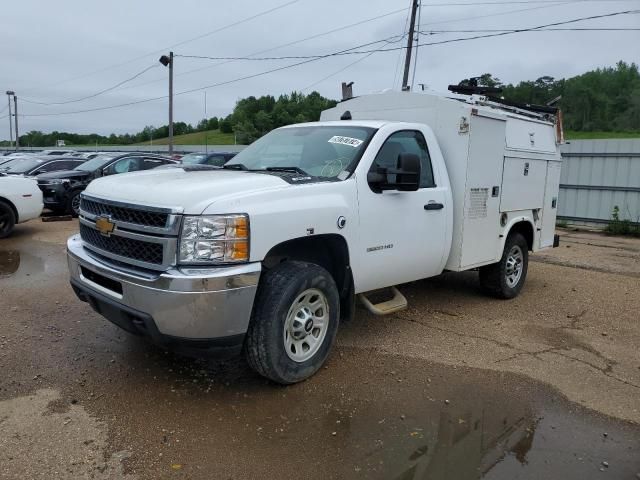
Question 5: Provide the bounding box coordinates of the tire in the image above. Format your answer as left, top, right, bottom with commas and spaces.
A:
479, 232, 529, 299
66, 190, 82, 217
244, 261, 340, 384
0, 201, 16, 239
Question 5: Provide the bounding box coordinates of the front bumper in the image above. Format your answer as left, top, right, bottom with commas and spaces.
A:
38, 183, 67, 209
67, 234, 261, 355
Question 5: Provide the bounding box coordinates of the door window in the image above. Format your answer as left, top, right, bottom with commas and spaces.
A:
141, 158, 166, 170
36, 161, 64, 173
205, 154, 227, 167
56, 160, 82, 170
370, 130, 435, 188
111, 157, 143, 174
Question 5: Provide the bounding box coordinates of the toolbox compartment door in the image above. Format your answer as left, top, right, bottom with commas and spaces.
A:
500, 157, 546, 212
539, 161, 562, 249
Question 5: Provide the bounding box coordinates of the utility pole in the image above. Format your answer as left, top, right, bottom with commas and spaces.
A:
13, 95, 19, 150
6, 91, 13, 149
159, 52, 174, 156
410, 0, 422, 91
204, 91, 208, 154
401, 0, 419, 92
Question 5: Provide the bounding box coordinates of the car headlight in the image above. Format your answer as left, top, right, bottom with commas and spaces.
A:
48, 179, 70, 184
178, 214, 249, 264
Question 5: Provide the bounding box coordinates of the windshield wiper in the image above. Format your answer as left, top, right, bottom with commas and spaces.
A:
222, 163, 248, 171
265, 166, 308, 175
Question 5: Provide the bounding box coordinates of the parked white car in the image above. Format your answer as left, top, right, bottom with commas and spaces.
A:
0, 173, 43, 238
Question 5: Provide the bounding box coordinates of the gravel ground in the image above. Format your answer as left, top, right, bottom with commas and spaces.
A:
0, 220, 639, 479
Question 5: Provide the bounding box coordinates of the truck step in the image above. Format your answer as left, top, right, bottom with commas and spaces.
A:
358, 287, 408, 316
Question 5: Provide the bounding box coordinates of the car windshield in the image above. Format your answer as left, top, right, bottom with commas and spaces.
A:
181, 154, 207, 165
74, 155, 115, 171
226, 125, 376, 178
1, 157, 46, 174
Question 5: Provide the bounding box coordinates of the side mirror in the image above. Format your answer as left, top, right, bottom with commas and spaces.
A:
102, 165, 114, 176
367, 152, 421, 192
395, 152, 421, 191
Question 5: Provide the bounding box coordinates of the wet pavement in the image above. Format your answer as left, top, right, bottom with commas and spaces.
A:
1, 220, 640, 479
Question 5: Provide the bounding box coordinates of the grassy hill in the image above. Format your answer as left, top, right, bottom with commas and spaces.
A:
139, 129, 235, 146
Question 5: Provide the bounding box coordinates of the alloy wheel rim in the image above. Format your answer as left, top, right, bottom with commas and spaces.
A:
71, 195, 81, 214
283, 288, 330, 363
505, 245, 524, 288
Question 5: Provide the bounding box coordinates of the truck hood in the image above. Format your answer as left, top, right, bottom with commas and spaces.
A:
85, 168, 289, 214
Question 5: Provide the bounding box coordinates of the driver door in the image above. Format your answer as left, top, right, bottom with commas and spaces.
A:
355, 129, 448, 293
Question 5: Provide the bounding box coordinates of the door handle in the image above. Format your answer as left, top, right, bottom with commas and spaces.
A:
424, 203, 444, 210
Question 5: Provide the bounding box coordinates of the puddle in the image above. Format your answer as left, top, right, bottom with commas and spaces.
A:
0, 250, 20, 277
0, 242, 65, 281
0, 249, 45, 279
77, 346, 640, 479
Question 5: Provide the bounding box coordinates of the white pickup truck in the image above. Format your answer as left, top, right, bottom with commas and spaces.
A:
0, 173, 43, 238
67, 91, 561, 383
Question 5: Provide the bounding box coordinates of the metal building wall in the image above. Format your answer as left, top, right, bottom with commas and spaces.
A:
558, 139, 640, 225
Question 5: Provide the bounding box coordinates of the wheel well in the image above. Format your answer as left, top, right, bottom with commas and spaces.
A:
0, 197, 18, 222
508, 221, 534, 251
263, 235, 354, 317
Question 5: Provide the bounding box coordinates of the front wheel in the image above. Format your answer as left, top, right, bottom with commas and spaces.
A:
479, 232, 529, 299
0, 202, 16, 239
67, 191, 82, 217
244, 261, 340, 384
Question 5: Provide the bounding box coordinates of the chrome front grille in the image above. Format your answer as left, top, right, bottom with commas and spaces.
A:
78, 194, 183, 271
81, 197, 168, 228
80, 224, 164, 266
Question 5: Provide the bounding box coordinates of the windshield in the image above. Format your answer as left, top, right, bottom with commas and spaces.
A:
181, 153, 207, 165
226, 125, 376, 178
74, 155, 115, 171
1, 158, 46, 173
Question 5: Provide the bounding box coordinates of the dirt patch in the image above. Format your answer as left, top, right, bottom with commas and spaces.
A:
0, 389, 133, 479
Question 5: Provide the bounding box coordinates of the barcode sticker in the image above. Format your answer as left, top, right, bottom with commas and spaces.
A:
328, 136, 363, 148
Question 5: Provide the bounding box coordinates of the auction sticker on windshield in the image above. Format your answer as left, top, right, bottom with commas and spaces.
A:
328, 136, 364, 148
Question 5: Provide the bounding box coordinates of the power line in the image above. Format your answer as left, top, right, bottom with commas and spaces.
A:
418, 0, 582, 28
118, 6, 411, 93
92, 0, 602, 95
19, 64, 160, 106
20, 10, 638, 118
101, 0, 598, 94
22, 35, 407, 117
19, 0, 305, 94
175, 33, 404, 61
411, 0, 640, 4
302, 34, 408, 92
173, 9, 640, 62
420, 27, 640, 33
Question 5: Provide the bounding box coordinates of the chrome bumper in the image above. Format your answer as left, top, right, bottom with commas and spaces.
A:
66, 234, 261, 340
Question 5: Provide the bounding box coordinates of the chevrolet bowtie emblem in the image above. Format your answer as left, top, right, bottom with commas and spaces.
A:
95, 216, 116, 236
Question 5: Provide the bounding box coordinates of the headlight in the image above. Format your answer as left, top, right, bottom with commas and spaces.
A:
178, 214, 249, 264
47, 179, 70, 184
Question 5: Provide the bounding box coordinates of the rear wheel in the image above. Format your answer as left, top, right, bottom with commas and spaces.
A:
244, 261, 340, 384
0, 202, 16, 239
479, 232, 529, 299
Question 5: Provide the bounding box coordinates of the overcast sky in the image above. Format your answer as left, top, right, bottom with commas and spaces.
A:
1, 0, 639, 140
